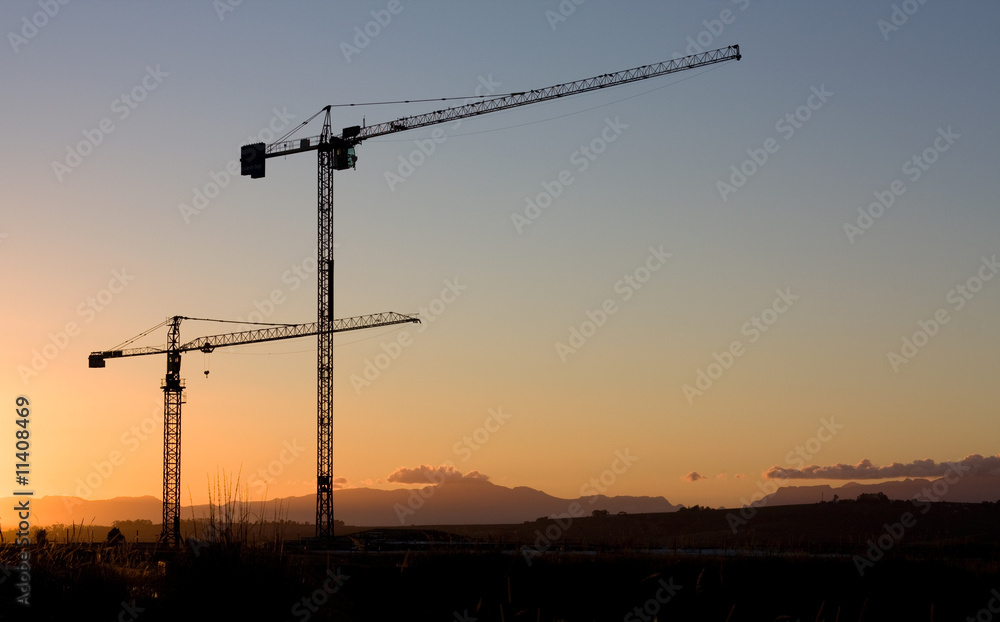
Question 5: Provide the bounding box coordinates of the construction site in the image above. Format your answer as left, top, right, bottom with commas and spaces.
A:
4, 3, 999, 620
86, 45, 742, 548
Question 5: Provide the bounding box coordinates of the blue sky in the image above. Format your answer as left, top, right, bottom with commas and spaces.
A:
2, 1, 998, 509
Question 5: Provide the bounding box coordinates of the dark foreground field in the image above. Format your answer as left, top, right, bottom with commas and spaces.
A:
2, 501, 999, 621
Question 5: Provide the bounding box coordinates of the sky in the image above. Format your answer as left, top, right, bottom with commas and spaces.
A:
2, 1, 998, 515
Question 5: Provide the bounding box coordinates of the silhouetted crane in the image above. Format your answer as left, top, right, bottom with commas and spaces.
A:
240, 45, 742, 539
89, 312, 419, 545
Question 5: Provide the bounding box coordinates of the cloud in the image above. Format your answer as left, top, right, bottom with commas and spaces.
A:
387, 464, 490, 485
734, 473, 746, 480
764, 454, 1000, 480
716, 473, 727, 480
683, 471, 706, 482
333, 476, 351, 489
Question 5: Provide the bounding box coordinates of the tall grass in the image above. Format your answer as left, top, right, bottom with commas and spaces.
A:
187, 467, 290, 553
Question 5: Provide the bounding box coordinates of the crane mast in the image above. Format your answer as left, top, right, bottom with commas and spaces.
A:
162, 317, 183, 545
90, 312, 419, 545
242, 44, 741, 540
316, 111, 336, 538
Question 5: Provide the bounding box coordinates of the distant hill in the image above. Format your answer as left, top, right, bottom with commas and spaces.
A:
6, 479, 679, 528
18, 494, 163, 528
756, 473, 1000, 507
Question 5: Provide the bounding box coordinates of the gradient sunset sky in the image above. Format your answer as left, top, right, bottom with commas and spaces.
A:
2, 1, 998, 513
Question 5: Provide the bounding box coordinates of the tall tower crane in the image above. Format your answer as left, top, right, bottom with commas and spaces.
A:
241, 45, 741, 539
89, 312, 419, 546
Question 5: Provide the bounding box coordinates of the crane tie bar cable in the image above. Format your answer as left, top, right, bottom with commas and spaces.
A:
180, 316, 298, 327
325, 93, 527, 108
110, 319, 168, 351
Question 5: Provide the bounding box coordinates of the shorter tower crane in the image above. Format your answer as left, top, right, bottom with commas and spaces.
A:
89, 312, 419, 546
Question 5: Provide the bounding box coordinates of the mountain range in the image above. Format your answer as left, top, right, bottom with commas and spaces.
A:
13, 473, 1000, 529
755, 473, 1000, 507
13, 478, 679, 527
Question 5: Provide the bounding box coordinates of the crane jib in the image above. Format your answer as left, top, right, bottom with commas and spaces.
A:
88, 312, 420, 365
230, 42, 740, 542
240, 44, 740, 178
